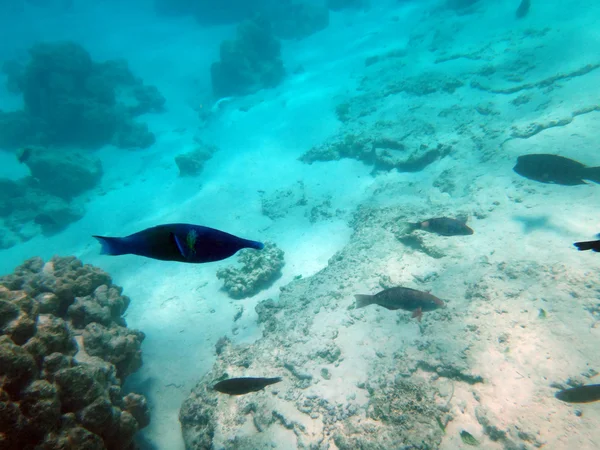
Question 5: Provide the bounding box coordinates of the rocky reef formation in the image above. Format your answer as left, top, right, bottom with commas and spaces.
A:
300, 125, 453, 174
0, 146, 103, 249
0, 256, 148, 450
174, 141, 218, 177
0, 41, 164, 150
216, 241, 285, 299
211, 17, 285, 98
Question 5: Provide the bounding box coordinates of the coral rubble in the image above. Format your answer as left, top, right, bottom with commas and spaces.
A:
216, 241, 285, 299
0, 256, 148, 450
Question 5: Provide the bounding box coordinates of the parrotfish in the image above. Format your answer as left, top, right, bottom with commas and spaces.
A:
212, 377, 282, 395
408, 217, 473, 236
574, 238, 600, 252
555, 384, 600, 403
93, 223, 264, 263
355, 286, 445, 321
513, 154, 600, 185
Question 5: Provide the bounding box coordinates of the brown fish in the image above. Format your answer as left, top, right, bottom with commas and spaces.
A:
212, 377, 282, 395
408, 217, 473, 236
355, 286, 445, 321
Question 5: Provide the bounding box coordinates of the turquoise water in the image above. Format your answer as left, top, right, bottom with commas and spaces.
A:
1, 1, 600, 449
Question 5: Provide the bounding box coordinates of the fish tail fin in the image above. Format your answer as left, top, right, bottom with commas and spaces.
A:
354, 294, 375, 308
583, 167, 600, 184
574, 240, 600, 252
399, 222, 420, 234
246, 239, 264, 250
93, 236, 129, 256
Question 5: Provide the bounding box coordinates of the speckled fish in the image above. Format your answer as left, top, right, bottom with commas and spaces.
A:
408, 217, 473, 236
355, 286, 445, 321
213, 377, 282, 395
93, 223, 264, 263
513, 154, 600, 185
555, 384, 600, 403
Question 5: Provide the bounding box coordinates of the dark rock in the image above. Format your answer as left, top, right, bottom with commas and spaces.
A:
124, 393, 150, 428
211, 17, 285, 98
175, 142, 217, 177
0, 335, 38, 396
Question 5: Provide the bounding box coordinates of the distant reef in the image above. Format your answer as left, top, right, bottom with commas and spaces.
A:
0, 256, 148, 450
0, 41, 165, 150
211, 17, 286, 98
154, 0, 329, 41
0, 147, 103, 249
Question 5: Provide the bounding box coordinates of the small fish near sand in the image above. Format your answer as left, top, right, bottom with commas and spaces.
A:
213, 377, 282, 395
355, 286, 445, 321
513, 154, 600, 186
407, 217, 473, 236
93, 223, 264, 263
555, 384, 600, 403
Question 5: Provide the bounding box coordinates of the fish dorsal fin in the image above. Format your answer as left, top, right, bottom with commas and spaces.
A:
173, 233, 187, 258
456, 215, 468, 224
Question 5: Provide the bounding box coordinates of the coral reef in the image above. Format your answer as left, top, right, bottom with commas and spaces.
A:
0, 256, 148, 450
20, 147, 103, 200
210, 17, 285, 98
155, 0, 328, 40
0, 41, 164, 150
216, 241, 285, 299
0, 146, 103, 248
174, 141, 218, 177
300, 128, 452, 174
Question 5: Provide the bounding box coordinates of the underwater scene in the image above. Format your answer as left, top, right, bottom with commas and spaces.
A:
0, 0, 599, 449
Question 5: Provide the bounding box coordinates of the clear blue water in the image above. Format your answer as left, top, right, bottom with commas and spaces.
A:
1, 1, 599, 449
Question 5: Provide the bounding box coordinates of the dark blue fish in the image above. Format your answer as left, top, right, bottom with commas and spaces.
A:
93, 223, 264, 263
574, 234, 600, 252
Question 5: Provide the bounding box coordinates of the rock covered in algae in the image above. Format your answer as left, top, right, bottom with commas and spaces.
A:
0, 256, 148, 450
216, 241, 285, 298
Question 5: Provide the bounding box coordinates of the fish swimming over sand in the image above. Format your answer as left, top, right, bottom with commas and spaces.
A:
407, 217, 473, 236
513, 154, 600, 186
355, 286, 445, 321
555, 384, 600, 403
574, 236, 600, 252
213, 377, 282, 395
94, 223, 264, 263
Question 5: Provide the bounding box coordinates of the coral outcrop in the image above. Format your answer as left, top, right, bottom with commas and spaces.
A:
210, 17, 285, 98
300, 127, 452, 174
174, 141, 218, 177
216, 241, 285, 299
20, 147, 103, 200
0, 146, 103, 248
0, 41, 164, 150
0, 256, 148, 450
